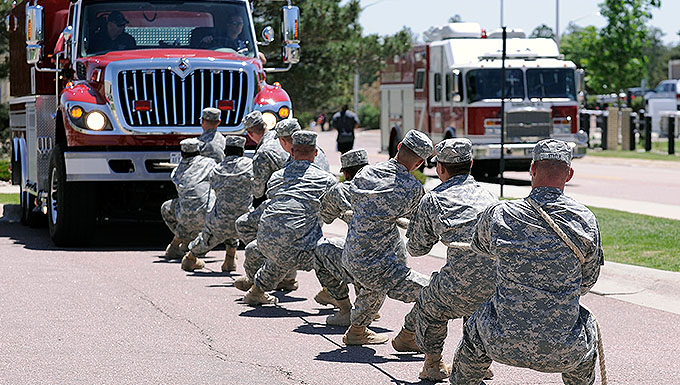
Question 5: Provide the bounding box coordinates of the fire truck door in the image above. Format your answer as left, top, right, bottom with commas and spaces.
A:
429, 45, 445, 136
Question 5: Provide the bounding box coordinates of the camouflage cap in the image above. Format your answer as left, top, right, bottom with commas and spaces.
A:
180, 138, 201, 153
274, 118, 301, 138
340, 149, 369, 169
292, 130, 317, 146
401, 130, 434, 160
432, 138, 473, 164
224, 135, 246, 149
532, 139, 572, 166
201, 107, 221, 122
242, 110, 264, 129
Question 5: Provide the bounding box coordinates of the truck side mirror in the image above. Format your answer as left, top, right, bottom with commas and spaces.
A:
452, 70, 460, 95
25, 5, 44, 65
576, 69, 585, 93
281, 5, 300, 64
260, 26, 274, 46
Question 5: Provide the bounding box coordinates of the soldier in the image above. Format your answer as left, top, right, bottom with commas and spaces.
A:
181, 135, 253, 273
240, 131, 339, 306
340, 130, 433, 345
387, 138, 498, 381
451, 139, 604, 385
314, 149, 369, 314
161, 138, 216, 262
198, 107, 226, 163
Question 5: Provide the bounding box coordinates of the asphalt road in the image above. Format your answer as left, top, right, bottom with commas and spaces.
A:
1, 218, 680, 384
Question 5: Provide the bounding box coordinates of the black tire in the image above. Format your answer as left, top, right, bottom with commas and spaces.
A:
47, 144, 97, 246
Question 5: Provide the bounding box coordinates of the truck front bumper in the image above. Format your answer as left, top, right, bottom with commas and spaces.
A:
472, 141, 587, 161
65, 151, 176, 182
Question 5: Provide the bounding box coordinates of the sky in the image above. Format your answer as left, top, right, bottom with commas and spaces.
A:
356, 0, 679, 45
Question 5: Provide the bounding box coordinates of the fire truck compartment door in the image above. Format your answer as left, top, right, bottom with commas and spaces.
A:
64, 151, 176, 182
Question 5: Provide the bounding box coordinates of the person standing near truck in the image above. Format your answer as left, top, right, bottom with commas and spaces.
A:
331, 105, 359, 154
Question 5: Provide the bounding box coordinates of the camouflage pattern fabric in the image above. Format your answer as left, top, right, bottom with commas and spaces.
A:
400, 174, 498, 356
452, 186, 603, 384
320, 181, 353, 224
251, 130, 330, 199
235, 200, 269, 246
198, 128, 226, 163
252, 160, 338, 290
314, 237, 352, 300
341, 159, 429, 326
188, 156, 253, 257
161, 155, 216, 239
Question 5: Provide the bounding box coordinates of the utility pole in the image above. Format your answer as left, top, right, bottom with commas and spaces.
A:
555, 0, 560, 48
354, 71, 360, 116
500, 0, 504, 27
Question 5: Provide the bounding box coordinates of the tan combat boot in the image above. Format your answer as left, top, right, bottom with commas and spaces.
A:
244, 285, 279, 306
221, 247, 237, 272
418, 353, 451, 381
484, 367, 494, 380
326, 298, 352, 326
164, 237, 185, 260
181, 251, 205, 272
233, 277, 253, 292
275, 278, 299, 291
391, 328, 421, 353
314, 287, 340, 307
342, 325, 389, 345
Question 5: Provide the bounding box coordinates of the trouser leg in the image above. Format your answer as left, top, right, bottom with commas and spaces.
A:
315, 238, 350, 300
385, 269, 430, 303
188, 227, 222, 258
350, 287, 386, 327
244, 241, 267, 281
160, 199, 178, 235
451, 321, 492, 385
561, 350, 597, 385
253, 258, 293, 292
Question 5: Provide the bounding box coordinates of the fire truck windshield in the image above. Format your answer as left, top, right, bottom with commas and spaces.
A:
527, 69, 576, 100
80, 1, 256, 58
466, 69, 524, 103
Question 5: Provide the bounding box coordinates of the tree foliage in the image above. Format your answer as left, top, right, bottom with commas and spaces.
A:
253, 0, 412, 114
530, 24, 555, 39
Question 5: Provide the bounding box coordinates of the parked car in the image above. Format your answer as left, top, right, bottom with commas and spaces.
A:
644, 79, 680, 106
596, 92, 627, 107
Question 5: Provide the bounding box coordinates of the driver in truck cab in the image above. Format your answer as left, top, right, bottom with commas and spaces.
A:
89, 11, 137, 54
194, 13, 247, 52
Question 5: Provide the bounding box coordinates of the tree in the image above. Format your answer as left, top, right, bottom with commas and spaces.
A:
530, 24, 555, 39
643, 27, 669, 89
560, 23, 603, 93
448, 14, 463, 23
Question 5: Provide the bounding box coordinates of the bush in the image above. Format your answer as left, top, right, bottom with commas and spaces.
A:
295, 111, 316, 129
0, 160, 10, 181
359, 103, 380, 130
411, 169, 427, 185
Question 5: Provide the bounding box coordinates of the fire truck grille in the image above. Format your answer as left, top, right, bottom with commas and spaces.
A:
505, 110, 552, 140
116, 69, 250, 127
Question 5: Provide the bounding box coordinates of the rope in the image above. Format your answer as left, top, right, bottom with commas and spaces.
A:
596, 321, 608, 385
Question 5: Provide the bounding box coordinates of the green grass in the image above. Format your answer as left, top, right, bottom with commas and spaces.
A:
0, 193, 19, 205
587, 148, 680, 162
590, 206, 680, 272
0, 160, 10, 181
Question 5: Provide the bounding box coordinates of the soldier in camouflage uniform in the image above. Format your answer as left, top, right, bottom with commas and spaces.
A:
340, 130, 433, 345
161, 138, 216, 262
182, 135, 253, 273
385, 139, 498, 381
242, 131, 339, 305
197, 107, 226, 163
313, 149, 369, 317
451, 139, 604, 385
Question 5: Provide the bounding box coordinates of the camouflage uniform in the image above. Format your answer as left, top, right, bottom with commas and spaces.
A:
252, 131, 339, 291
452, 140, 604, 385
161, 139, 216, 240
197, 107, 226, 163
188, 140, 253, 258
342, 130, 433, 327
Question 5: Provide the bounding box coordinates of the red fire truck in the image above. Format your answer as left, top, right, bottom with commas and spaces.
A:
380, 22, 588, 176
9, 0, 300, 245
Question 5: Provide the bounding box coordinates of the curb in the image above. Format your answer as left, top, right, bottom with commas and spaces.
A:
0, 204, 20, 223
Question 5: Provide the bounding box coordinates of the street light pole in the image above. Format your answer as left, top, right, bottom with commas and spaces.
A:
556, 0, 560, 47
500, 0, 504, 27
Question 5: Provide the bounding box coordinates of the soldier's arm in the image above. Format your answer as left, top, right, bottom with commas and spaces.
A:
580, 221, 604, 295
252, 154, 274, 199
470, 205, 495, 256
402, 185, 426, 220
235, 200, 268, 245
320, 183, 345, 224
405, 195, 439, 257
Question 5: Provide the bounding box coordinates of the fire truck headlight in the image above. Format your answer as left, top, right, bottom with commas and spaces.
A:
85, 111, 107, 131
262, 111, 277, 131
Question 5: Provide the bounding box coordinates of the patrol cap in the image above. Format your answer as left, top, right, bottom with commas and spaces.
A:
432, 138, 473, 164
340, 149, 369, 170
242, 110, 264, 129
108, 11, 129, 26
201, 107, 221, 122
532, 139, 572, 166
224, 135, 246, 149
401, 130, 434, 160
274, 118, 301, 138
292, 131, 317, 146
180, 138, 201, 153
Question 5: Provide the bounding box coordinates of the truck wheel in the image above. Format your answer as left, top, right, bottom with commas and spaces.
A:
47, 144, 97, 246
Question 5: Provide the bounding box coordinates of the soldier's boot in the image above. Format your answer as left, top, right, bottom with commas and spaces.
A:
325, 298, 352, 326
243, 285, 279, 306
275, 278, 299, 291
391, 328, 421, 353
373, 312, 381, 321
484, 367, 494, 380
342, 325, 389, 345
181, 251, 205, 272
418, 353, 451, 381
221, 247, 237, 272
314, 287, 340, 307
233, 277, 253, 292
164, 237, 185, 260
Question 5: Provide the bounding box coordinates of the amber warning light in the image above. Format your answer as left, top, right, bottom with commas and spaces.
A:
217, 100, 234, 111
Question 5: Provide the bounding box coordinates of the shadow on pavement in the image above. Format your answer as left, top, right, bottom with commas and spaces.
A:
239, 304, 321, 318
315, 346, 423, 364
293, 322, 349, 335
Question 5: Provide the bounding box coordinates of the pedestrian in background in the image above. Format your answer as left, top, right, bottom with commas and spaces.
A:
452, 139, 604, 385
332, 105, 359, 154
198, 107, 226, 163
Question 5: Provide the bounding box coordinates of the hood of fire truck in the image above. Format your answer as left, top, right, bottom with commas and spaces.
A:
81, 48, 263, 71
